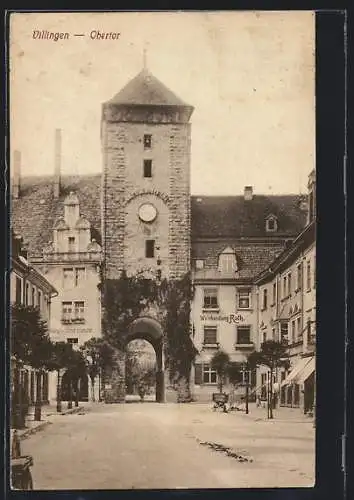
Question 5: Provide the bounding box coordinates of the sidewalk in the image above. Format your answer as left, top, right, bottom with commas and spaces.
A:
230, 403, 315, 424
14, 403, 89, 441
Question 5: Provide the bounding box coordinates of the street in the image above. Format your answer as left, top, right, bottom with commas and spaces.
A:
21, 402, 315, 490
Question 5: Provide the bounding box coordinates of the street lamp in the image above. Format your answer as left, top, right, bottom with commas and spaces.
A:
241, 363, 250, 415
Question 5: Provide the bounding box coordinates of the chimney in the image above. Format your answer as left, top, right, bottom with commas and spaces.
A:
13, 150, 21, 199
53, 128, 62, 198
244, 186, 253, 201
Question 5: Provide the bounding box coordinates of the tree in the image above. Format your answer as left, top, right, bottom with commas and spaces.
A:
101, 271, 197, 403
81, 337, 115, 402
211, 350, 230, 393
48, 342, 79, 413
247, 340, 290, 419
227, 362, 243, 387
158, 273, 197, 402
11, 304, 53, 423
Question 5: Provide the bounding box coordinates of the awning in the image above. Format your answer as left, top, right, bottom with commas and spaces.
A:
295, 356, 315, 384
281, 357, 312, 387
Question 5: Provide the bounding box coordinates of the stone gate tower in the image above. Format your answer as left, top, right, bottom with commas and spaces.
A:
101, 67, 194, 281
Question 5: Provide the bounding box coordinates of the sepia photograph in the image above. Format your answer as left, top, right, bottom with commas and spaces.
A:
9, 10, 316, 490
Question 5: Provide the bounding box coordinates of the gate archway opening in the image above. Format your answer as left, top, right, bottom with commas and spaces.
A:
125, 317, 165, 403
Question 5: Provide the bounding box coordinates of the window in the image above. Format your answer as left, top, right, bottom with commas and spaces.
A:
68, 237, 76, 253
291, 320, 296, 344
307, 319, 312, 343
15, 277, 22, 304
74, 301, 85, 322
262, 289, 268, 309
145, 240, 155, 258
219, 253, 236, 273
62, 302, 72, 323
272, 282, 276, 304
238, 289, 251, 309
203, 326, 217, 345
272, 328, 276, 341
297, 317, 302, 341
306, 261, 311, 290
287, 273, 292, 296
266, 216, 277, 232
203, 364, 217, 384
67, 338, 78, 345
203, 288, 218, 309
237, 326, 251, 345
32, 286, 36, 306
75, 268, 86, 286
262, 331, 267, 344
37, 290, 42, 311
25, 283, 29, 305
283, 276, 287, 297
313, 256, 316, 286
297, 263, 302, 290
143, 159, 152, 178
63, 268, 74, 289
195, 259, 204, 270
62, 301, 85, 323
280, 322, 288, 344
143, 134, 152, 149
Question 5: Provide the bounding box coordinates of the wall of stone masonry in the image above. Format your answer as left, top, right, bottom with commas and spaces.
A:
101, 120, 191, 280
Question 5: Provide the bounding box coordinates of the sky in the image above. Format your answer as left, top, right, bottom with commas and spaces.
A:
10, 11, 315, 195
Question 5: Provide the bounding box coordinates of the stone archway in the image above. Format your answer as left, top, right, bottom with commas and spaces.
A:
125, 317, 165, 403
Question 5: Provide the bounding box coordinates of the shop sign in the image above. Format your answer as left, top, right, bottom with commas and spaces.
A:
50, 328, 94, 334
200, 313, 245, 324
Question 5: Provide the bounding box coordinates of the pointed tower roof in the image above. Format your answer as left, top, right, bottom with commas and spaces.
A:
107, 68, 190, 107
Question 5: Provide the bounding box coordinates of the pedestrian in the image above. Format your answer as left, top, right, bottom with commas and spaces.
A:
256, 395, 261, 407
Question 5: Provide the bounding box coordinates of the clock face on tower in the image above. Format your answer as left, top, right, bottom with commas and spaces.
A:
138, 203, 157, 223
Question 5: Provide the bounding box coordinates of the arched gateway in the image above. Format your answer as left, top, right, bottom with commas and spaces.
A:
126, 317, 165, 403
104, 316, 166, 404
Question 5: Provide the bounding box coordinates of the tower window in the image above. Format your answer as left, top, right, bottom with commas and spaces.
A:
143, 134, 152, 149
143, 159, 152, 178
145, 239, 155, 258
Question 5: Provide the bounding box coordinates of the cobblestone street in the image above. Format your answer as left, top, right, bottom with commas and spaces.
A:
20, 402, 315, 489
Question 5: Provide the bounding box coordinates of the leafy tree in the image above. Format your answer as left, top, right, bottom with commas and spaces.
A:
101, 271, 197, 403
49, 342, 80, 412
80, 337, 115, 401
11, 304, 53, 422
101, 271, 156, 350
158, 273, 197, 402
247, 340, 290, 419
227, 362, 243, 387
211, 350, 231, 393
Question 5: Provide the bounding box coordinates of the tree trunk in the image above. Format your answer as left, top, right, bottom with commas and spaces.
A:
269, 368, 274, 419
90, 376, 96, 402
67, 379, 73, 410
56, 370, 62, 413
177, 376, 191, 403
34, 370, 42, 421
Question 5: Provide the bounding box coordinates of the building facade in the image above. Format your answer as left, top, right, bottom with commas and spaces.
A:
10, 232, 57, 406
11, 67, 315, 406
254, 171, 316, 413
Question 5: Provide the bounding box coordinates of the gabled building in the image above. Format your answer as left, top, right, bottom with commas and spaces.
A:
254, 170, 316, 413
10, 231, 57, 406
190, 188, 308, 400
11, 67, 314, 404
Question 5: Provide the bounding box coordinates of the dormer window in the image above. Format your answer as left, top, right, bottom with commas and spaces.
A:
266, 215, 278, 232
218, 247, 237, 273
195, 259, 204, 270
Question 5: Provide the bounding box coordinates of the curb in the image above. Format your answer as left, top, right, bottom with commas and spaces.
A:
18, 420, 52, 441
60, 406, 85, 416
